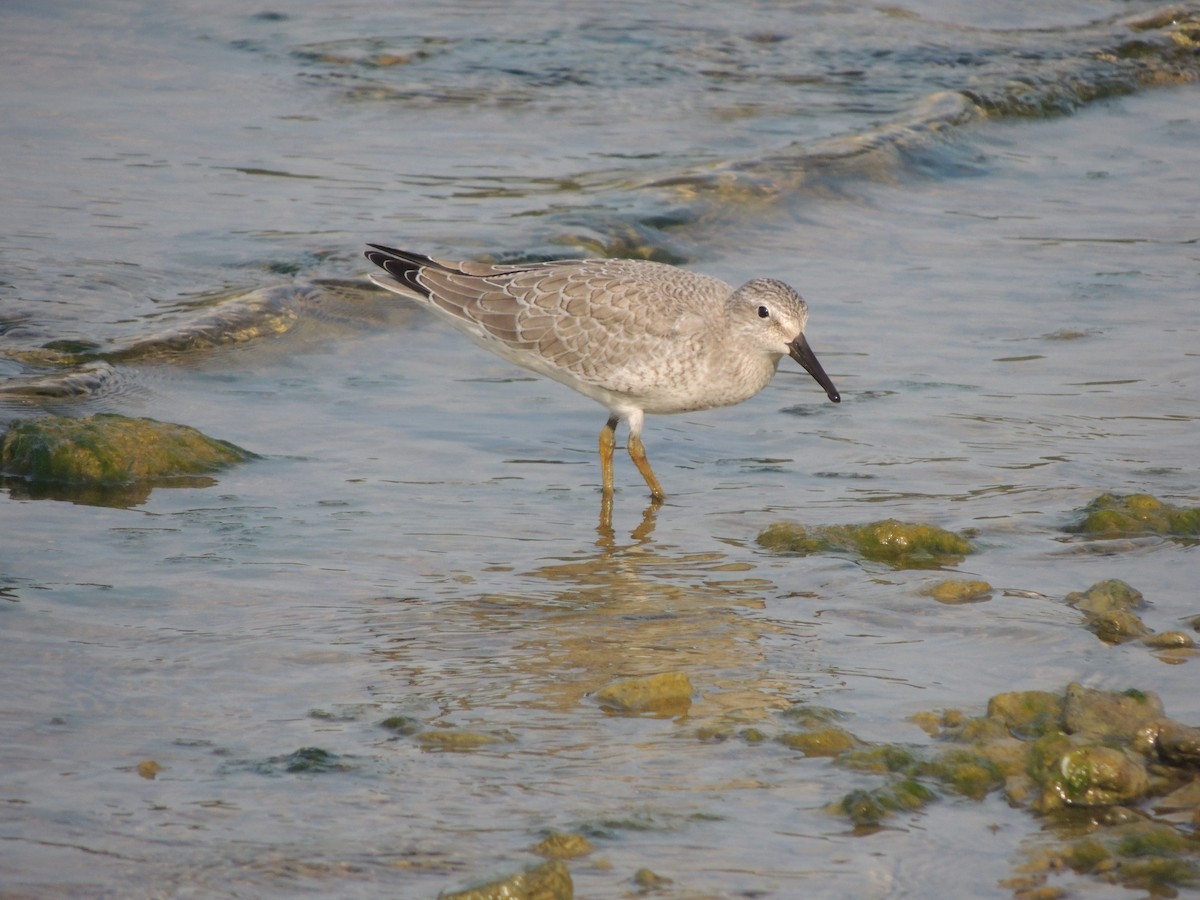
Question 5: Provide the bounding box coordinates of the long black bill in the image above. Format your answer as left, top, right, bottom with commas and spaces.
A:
788, 334, 841, 403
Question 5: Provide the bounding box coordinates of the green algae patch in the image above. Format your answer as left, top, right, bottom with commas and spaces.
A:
1114, 827, 1190, 858
379, 714, 423, 736
987, 690, 1065, 739
918, 748, 1009, 800
594, 672, 693, 717
835, 780, 937, 828
280, 747, 347, 774
780, 703, 846, 729
440, 859, 573, 900
757, 518, 972, 568
1031, 822, 1200, 895
0, 414, 255, 484
755, 522, 829, 555
1069, 492, 1200, 540
236, 747, 354, 776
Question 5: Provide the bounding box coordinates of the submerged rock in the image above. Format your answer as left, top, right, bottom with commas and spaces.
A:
757, 519, 972, 569
835, 780, 937, 828
379, 715, 423, 736
632, 868, 673, 889
105, 285, 304, 361
417, 730, 506, 752
778, 727, 860, 757
0, 414, 255, 484
1069, 493, 1200, 540
234, 747, 354, 776
924, 579, 993, 604
593, 672, 693, 716
440, 859, 572, 900
532, 833, 593, 860
0, 361, 123, 400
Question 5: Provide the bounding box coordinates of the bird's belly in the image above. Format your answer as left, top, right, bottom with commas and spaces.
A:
603, 364, 776, 415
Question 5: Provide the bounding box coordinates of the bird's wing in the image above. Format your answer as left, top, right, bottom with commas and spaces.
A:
365, 246, 731, 391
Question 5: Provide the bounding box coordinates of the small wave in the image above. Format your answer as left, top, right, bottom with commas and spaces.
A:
104, 285, 309, 361
545, 7, 1200, 258
0, 361, 124, 401
649, 11, 1197, 202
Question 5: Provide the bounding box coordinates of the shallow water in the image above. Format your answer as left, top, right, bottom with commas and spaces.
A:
2, 1, 1199, 897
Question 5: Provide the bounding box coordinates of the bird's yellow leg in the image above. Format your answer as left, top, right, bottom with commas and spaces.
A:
627, 432, 665, 501
599, 415, 618, 497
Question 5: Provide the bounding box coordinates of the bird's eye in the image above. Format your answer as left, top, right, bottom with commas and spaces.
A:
757, 306, 770, 318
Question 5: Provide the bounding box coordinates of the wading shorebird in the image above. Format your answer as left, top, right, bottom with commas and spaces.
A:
364, 244, 840, 502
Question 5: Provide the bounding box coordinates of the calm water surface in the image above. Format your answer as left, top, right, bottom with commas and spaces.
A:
2, 1, 1198, 896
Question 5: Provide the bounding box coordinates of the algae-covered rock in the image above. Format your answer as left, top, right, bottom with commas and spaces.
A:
924, 579, 993, 604
755, 522, 828, 555
1088, 609, 1152, 644
440, 859, 572, 900
824, 681, 1200, 893
1143, 631, 1196, 650
0, 414, 254, 484
593, 672, 692, 716
1064, 683, 1164, 741
778, 727, 860, 757
1065, 580, 1152, 644
757, 518, 972, 568
1040, 746, 1150, 810
1069, 492, 1200, 540
1066, 579, 1145, 615
850, 520, 971, 566
1143, 720, 1200, 769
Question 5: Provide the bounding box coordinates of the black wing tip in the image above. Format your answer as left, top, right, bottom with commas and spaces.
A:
363, 244, 437, 297
364, 244, 429, 265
